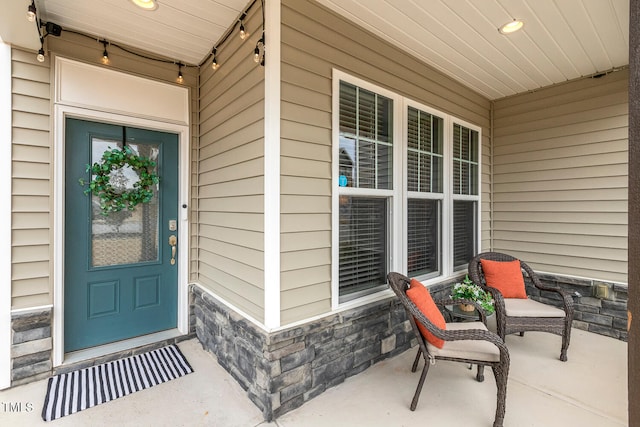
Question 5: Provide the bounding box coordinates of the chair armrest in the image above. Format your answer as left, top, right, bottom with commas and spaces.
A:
521, 262, 576, 313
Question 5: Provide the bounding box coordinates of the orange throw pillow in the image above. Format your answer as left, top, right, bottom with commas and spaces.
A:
406, 281, 446, 348
409, 278, 423, 289
480, 259, 527, 299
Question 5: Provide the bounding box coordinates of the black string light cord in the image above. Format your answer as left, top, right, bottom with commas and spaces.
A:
202, 0, 260, 68
32, 0, 263, 73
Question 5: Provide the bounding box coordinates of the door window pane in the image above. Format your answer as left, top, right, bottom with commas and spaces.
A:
91, 139, 160, 267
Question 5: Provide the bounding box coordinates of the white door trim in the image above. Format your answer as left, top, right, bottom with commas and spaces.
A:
52, 58, 190, 367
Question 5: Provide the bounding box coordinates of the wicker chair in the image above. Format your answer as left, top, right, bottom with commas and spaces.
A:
388, 272, 509, 427
468, 252, 575, 362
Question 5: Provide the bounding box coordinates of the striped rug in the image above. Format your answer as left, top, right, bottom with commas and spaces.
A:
42, 344, 193, 421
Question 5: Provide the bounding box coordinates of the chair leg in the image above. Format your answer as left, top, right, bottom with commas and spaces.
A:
491, 364, 508, 427
476, 365, 485, 382
410, 359, 431, 411
560, 320, 572, 362
411, 347, 422, 372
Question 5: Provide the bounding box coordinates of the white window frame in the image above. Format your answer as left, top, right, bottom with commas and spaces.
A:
331, 70, 481, 309
449, 117, 482, 273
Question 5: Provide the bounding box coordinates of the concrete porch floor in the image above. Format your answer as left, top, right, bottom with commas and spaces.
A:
0, 328, 627, 427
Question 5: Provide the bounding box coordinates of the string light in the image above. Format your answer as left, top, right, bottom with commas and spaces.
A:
239, 13, 248, 40
254, 34, 265, 66
204, 0, 263, 72
101, 40, 110, 64
30, 0, 263, 75
27, 1, 37, 22
211, 47, 218, 71
28, 2, 47, 63
177, 63, 184, 83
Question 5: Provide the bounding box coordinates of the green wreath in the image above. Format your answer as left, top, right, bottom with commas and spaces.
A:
80, 146, 160, 216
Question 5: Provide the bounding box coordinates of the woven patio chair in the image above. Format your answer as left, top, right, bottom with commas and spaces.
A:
468, 252, 575, 362
388, 272, 509, 427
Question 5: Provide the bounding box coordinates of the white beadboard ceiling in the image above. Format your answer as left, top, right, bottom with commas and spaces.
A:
0, 0, 630, 100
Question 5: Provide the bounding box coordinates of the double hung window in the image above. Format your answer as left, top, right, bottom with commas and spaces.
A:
337, 81, 393, 301
333, 71, 480, 304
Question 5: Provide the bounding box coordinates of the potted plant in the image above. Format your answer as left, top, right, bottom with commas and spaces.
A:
451, 275, 495, 315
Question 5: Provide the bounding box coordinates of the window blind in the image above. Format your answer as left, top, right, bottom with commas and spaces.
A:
407, 199, 440, 277
339, 197, 388, 296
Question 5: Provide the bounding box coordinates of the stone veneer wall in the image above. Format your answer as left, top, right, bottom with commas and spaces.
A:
529, 274, 628, 341
9, 291, 198, 385
11, 309, 53, 385
192, 282, 453, 421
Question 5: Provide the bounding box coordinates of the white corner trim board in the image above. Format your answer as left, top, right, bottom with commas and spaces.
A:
0, 42, 12, 389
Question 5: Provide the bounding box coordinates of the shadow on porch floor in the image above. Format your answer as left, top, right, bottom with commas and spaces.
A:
0, 328, 627, 427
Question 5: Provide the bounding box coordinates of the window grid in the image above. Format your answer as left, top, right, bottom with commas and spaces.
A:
339, 82, 393, 190
453, 123, 479, 196
407, 107, 443, 194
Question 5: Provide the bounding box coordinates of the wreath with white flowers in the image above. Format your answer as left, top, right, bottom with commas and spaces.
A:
80, 146, 160, 216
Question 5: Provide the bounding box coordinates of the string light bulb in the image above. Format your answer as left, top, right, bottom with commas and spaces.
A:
254, 35, 265, 66
101, 40, 109, 64
27, 1, 37, 22
36, 48, 45, 63
177, 63, 184, 83
239, 14, 247, 40
211, 47, 218, 70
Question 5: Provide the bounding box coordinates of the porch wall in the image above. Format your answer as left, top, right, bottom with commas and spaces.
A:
278, 0, 493, 325
493, 69, 629, 284
196, 3, 267, 323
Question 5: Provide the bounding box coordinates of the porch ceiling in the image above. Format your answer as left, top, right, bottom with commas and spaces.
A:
0, 0, 630, 100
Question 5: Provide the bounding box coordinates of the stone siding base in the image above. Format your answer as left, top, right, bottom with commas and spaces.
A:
11, 309, 53, 386
9, 290, 197, 386
193, 286, 415, 421
529, 274, 628, 341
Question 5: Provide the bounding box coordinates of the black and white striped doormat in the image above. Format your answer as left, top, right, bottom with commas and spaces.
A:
42, 344, 193, 421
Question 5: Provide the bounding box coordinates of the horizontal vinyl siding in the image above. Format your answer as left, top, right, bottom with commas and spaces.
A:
11, 48, 51, 309
493, 70, 629, 283
197, 5, 266, 323
280, 0, 491, 324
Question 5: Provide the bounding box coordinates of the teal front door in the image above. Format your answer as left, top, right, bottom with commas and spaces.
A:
64, 118, 179, 352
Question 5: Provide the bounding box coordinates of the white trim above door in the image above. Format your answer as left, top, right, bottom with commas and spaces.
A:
52, 57, 190, 367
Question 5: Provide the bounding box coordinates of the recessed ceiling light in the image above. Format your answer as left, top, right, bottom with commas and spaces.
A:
499, 20, 524, 34
130, 0, 158, 11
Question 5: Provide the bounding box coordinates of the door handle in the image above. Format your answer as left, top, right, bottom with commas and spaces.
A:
169, 235, 177, 265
